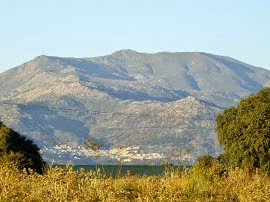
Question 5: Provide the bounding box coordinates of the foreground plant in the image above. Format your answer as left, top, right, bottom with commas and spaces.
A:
216, 87, 270, 174
0, 121, 45, 174
0, 164, 269, 201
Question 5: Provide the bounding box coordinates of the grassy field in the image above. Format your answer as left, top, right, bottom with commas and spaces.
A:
0, 164, 269, 201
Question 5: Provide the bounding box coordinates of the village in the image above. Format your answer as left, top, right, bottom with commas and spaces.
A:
41, 144, 195, 165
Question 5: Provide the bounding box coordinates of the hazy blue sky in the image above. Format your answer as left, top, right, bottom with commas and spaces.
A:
1, 0, 269, 72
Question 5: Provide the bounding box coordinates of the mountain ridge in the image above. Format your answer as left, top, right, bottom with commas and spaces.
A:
0, 50, 270, 164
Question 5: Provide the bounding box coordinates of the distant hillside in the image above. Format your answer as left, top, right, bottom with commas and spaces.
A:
0, 50, 269, 164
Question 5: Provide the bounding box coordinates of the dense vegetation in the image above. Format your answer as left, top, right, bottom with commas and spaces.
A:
216, 87, 270, 173
0, 121, 45, 174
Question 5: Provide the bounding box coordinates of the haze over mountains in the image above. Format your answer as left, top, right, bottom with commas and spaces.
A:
0, 50, 270, 164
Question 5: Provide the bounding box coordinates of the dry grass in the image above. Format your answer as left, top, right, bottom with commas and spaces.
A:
0, 164, 269, 201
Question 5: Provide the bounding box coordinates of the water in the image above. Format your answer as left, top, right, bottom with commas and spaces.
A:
53, 165, 184, 176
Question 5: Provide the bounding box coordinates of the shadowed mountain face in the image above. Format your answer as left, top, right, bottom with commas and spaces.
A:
0, 50, 270, 164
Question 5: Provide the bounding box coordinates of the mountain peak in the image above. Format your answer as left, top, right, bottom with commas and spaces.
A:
1, 50, 270, 164
111, 49, 142, 57
31, 55, 57, 64
34, 55, 51, 60
113, 49, 139, 54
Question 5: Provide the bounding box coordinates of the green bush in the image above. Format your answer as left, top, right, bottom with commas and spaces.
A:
0, 121, 45, 174
216, 87, 270, 174
193, 154, 227, 181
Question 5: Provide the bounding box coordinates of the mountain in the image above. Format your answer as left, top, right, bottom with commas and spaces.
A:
0, 50, 270, 164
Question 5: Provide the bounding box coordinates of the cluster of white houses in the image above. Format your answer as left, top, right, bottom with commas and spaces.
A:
41, 145, 195, 164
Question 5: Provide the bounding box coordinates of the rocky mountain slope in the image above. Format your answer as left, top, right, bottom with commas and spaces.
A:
0, 50, 269, 164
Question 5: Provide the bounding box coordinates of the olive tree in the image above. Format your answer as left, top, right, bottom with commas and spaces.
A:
216, 87, 270, 173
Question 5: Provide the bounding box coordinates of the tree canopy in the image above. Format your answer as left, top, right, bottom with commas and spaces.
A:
216, 87, 270, 173
0, 121, 45, 174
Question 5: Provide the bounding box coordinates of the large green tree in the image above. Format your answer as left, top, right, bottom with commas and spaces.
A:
216, 87, 270, 173
0, 121, 45, 174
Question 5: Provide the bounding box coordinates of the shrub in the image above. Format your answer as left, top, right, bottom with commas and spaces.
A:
216, 87, 270, 174
0, 121, 45, 174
